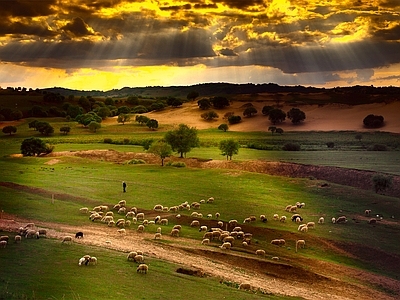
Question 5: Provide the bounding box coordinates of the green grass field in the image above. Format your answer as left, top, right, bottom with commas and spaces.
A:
1, 116, 399, 299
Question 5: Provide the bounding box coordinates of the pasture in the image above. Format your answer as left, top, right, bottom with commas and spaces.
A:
0, 116, 400, 299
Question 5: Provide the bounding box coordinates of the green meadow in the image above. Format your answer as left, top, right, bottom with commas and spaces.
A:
0, 116, 399, 299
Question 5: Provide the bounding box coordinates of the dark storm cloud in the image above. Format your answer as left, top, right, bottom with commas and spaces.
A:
373, 24, 400, 41
219, 48, 237, 56
61, 17, 96, 38
160, 4, 191, 11
0, 0, 57, 17
217, 0, 265, 9
0, 20, 56, 37
194, 3, 218, 9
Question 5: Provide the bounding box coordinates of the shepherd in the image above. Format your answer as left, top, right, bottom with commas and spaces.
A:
122, 181, 127, 193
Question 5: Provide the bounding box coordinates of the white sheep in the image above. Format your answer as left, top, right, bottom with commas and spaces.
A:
79, 207, 89, 214
137, 225, 145, 233
243, 217, 251, 223
228, 219, 238, 227
201, 238, 210, 245
170, 229, 180, 237
37, 229, 47, 237
306, 221, 315, 229
223, 236, 235, 244
318, 217, 325, 224
220, 242, 231, 250
207, 197, 214, 203
271, 256, 280, 261
137, 264, 148, 274
154, 232, 162, 240
273, 214, 279, 221
298, 224, 307, 231
300, 225, 308, 233
62, 236, 73, 243
206, 214, 212, 218
136, 212, 145, 220
118, 207, 126, 215
242, 241, 248, 247
156, 227, 162, 233
105, 211, 114, 216
190, 220, 200, 227
260, 215, 267, 223
217, 221, 223, 228
336, 216, 347, 224
14, 235, 22, 243
199, 225, 208, 232
285, 205, 292, 212
89, 257, 97, 265
271, 239, 285, 246
153, 204, 163, 211
255, 249, 266, 257
365, 209, 371, 216
117, 228, 126, 235
175, 214, 181, 219
160, 218, 168, 225
118, 200, 126, 207
134, 254, 144, 263
0, 235, 9, 242
296, 239, 306, 252
215, 212, 220, 219
173, 225, 182, 231
126, 211, 135, 219
127, 251, 138, 261
331, 217, 336, 224
238, 283, 251, 290
25, 230, 39, 239
280, 216, 287, 222
0, 240, 7, 248
191, 212, 199, 218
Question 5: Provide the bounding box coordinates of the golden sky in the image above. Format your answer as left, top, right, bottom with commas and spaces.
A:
0, 0, 399, 90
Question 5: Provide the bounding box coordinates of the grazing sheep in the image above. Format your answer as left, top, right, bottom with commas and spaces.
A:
156, 227, 162, 233
207, 197, 214, 203
243, 217, 251, 223
24, 223, 35, 228
212, 231, 221, 240
134, 254, 144, 263
206, 214, 212, 218
89, 257, 97, 265
233, 226, 242, 232
130, 207, 138, 214
118, 200, 126, 207
260, 215, 267, 223
215, 212, 220, 219
154, 216, 161, 224
154, 204, 163, 212
62, 236, 73, 243
14, 235, 22, 243
238, 283, 251, 290
25, 230, 39, 239
136, 250, 144, 256
336, 216, 347, 224
298, 224, 307, 231
137, 264, 148, 274
368, 218, 377, 224
113, 204, 121, 210
127, 251, 138, 261
296, 202, 305, 208
217, 221, 223, 228
220, 242, 231, 250
273, 214, 279, 221
289, 206, 297, 213
75, 231, 84, 239
142, 220, 149, 226
285, 205, 292, 212
154, 232, 162, 240
108, 220, 115, 227
300, 225, 308, 233
228, 219, 238, 227
365, 209, 372, 216
125, 220, 131, 227
105, 211, 114, 216
200, 199, 206, 204
296, 239, 306, 252
126, 211, 136, 219
160, 218, 168, 225
190, 220, 200, 227
318, 217, 325, 224
280, 216, 287, 222
271, 239, 285, 246
118, 207, 127, 215
306, 222, 315, 229
78, 257, 87, 266
136, 213, 145, 221
291, 214, 303, 222
100, 205, 109, 212
176, 214, 181, 219
0, 240, 7, 248
137, 225, 145, 233
132, 217, 137, 224
116, 219, 126, 228
201, 238, 210, 245
117, 228, 126, 235
191, 212, 199, 218
250, 215, 257, 222
79, 207, 89, 214
102, 215, 114, 223
170, 229, 180, 237
255, 249, 266, 257
223, 236, 235, 244
162, 206, 169, 212
331, 217, 336, 223
242, 241, 248, 247
271, 256, 280, 260
203, 232, 213, 240
199, 225, 208, 232
0, 236, 9, 242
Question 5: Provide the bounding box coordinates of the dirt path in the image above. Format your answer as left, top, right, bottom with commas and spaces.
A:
1, 214, 399, 300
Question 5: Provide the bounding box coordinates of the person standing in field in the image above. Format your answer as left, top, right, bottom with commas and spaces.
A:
122, 181, 127, 193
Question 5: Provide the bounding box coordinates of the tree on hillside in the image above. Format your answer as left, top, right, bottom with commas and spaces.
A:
76, 112, 102, 127
201, 111, 219, 121
135, 115, 150, 125
78, 96, 92, 112
118, 106, 131, 115
150, 102, 165, 111
146, 119, 159, 130
132, 105, 148, 114
164, 124, 199, 158
197, 99, 211, 110
60, 126, 71, 135
372, 174, 393, 194
243, 106, 257, 117
67, 105, 84, 118
210, 96, 230, 109
276, 128, 284, 135
363, 114, 384, 128
97, 106, 111, 119
117, 114, 131, 125
219, 139, 239, 160
268, 126, 276, 135
167, 97, 183, 107
88, 121, 101, 132
11, 110, 23, 120
228, 115, 241, 124
36, 121, 54, 135
21, 137, 53, 156
187, 91, 199, 101
262, 105, 274, 116
218, 124, 229, 132
268, 108, 286, 124
2, 125, 17, 135
287, 108, 306, 124
148, 140, 172, 166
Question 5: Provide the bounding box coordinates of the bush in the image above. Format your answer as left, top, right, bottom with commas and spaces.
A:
228, 115, 241, 124
282, 143, 301, 151
363, 114, 384, 128
372, 174, 393, 194
125, 159, 146, 165
370, 144, 388, 151
132, 105, 148, 114
123, 138, 130, 145
166, 161, 186, 168
326, 142, 335, 148
201, 111, 219, 121
104, 138, 113, 144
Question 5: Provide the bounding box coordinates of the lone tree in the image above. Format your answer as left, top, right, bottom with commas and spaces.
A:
146, 119, 159, 130
363, 114, 384, 128
219, 139, 239, 160
201, 111, 219, 121
197, 99, 212, 110
88, 121, 101, 132
21, 137, 53, 156
135, 115, 150, 125
210, 96, 230, 109
268, 126, 276, 135
148, 140, 172, 166
36, 121, 54, 135
228, 115, 241, 124
2, 125, 17, 135
218, 124, 229, 132
60, 126, 71, 135
287, 108, 306, 124
164, 124, 199, 158
243, 106, 257, 117
117, 114, 131, 125
372, 174, 393, 194
268, 108, 286, 124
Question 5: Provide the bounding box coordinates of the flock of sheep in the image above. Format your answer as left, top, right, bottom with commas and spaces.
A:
0, 223, 48, 249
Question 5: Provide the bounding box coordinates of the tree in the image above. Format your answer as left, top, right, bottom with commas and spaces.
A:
275, 128, 284, 135
36, 121, 54, 135
363, 114, 384, 128
146, 119, 159, 130
75, 112, 102, 127
201, 111, 219, 121
187, 91, 199, 101
88, 121, 101, 132
117, 106, 131, 115
97, 106, 111, 119
287, 108, 306, 124
117, 114, 131, 125
20, 137, 53, 156
67, 105, 84, 118
219, 139, 239, 160
104, 97, 115, 106
78, 96, 92, 112
11, 110, 23, 120
197, 99, 211, 110
2, 125, 17, 135
170, 98, 183, 107
132, 105, 148, 114
60, 126, 71, 135
262, 105, 274, 116
372, 174, 393, 194
135, 115, 150, 125
164, 124, 199, 158
268, 108, 286, 124
148, 140, 172, 166
218, 124, 229, 132
268, 126, 276, 135
126, 96, 139, 105
210, 96, 230, 109
243, 106, 257, 117
228, 115, 241, 124
150, 102, 165, 111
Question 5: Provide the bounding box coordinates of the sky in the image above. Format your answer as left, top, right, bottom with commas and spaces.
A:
0, 0, 400, 91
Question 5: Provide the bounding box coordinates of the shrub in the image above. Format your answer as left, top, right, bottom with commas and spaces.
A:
218, 124, 229, 132
166, 161, 186, 168
326, 142, 335, 148
201, 111, 219, 121
132, 105, 148, 114
142, 138, 154, 150
372, 174, 393, 194
363, 114, 384, 128
125, 159, 146, 165
104, 138, 113, 144
2, 125, 17, 135
370, 144, 388, 151
282, 143, 301, 151
123, 138, 130, 145
228, 115, 241, 124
